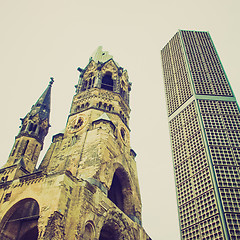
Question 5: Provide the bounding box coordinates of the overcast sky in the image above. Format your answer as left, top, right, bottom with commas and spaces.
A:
0, 1, 240, 239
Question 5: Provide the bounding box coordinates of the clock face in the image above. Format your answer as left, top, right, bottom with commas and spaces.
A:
67, 115, 85, 133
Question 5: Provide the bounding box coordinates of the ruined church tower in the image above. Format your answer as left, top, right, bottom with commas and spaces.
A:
0, 47, 151, 240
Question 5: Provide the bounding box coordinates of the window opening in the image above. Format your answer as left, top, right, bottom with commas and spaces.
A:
101, 72, 113, 91
31, 144, 38, 161
22, 140, 29, 156
108, 173, 124, 211
92, 77, 95, 87
33, 124, 37, 132
75, 106, 80, 112
28, 123, 33, 131
99, 225, 118, 240
0, 199, 39, 240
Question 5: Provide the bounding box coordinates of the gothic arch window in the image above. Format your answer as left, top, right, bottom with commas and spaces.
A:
108, 168, 133, 215
108, 172, 124, 211
101, 72, 113, 91
0, 198, 39, 240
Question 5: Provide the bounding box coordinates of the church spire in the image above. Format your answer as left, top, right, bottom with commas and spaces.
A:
5, 78, 54, 173
28, 77, 54, 122
17, 78, 54, 143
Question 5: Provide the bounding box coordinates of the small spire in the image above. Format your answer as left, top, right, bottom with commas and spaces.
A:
49, 77, 54, 87
28, 79, 53, 121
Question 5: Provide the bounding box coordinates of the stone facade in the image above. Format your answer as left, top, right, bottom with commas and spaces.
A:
0, 47, 151, 240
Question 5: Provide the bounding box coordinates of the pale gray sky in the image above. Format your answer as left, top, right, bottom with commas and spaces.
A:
0, 1, 239, 239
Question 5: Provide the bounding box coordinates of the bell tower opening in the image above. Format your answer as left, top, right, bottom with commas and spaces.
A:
101, 72, 113, 91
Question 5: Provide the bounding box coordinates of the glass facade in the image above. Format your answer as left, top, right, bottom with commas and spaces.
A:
161, 30, 240, 240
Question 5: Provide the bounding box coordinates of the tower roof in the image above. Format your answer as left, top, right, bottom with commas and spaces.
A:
90, 46, 119, 67
29, 78, 54, 121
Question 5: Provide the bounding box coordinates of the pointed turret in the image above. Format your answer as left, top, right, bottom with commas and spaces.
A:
28, 77, 54, 122
4, 78, 54, 173
17, 78, 54, 144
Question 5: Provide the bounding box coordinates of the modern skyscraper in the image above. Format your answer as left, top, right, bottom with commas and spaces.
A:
0, 47, 150, 240
161, 30, 240, 240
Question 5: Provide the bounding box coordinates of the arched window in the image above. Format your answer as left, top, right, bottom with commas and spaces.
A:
108, 172, 124, 211
88, 79, 92, 89
107, 168, 133, 216
99, 224, 118, 240
92, 77, 95, 87
98, 102, 102, 108
75, 105, 81, 113
31, 144, 38, 161
0, 199, 39, 240
28, 122, 33, 131
22, 140, 29, 156
108, 104, 112, 111
82, 222, 95, 240
101, 72, 113, 91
